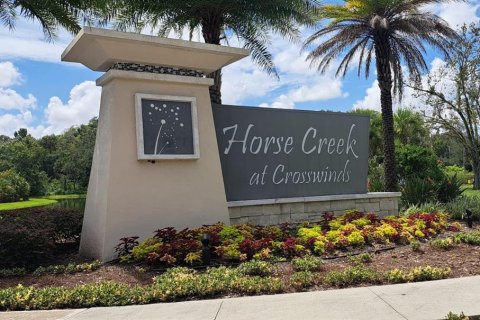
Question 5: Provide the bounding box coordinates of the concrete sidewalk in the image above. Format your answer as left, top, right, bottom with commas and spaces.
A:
2, 276, 480, 320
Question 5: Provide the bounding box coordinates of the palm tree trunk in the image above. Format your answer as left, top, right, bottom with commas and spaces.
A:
374, 34, 398, 192
472, 156, 480, 190
201, 13, 224, 104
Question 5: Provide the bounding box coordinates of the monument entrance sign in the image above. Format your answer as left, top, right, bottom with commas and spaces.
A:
62, 27, 399, 261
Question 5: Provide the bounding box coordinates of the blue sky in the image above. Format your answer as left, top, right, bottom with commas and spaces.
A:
0, 1, 479, 137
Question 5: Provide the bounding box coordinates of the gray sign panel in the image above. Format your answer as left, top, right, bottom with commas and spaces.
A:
212, 104, 370, 202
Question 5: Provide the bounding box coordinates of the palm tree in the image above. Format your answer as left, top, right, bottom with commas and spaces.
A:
394, 108, 428, 146
110, 0, 319, 104
303, 0, 458, 192
1, 0, 107, 40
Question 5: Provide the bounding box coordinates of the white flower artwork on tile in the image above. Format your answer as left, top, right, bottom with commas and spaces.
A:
142, 99, 193, 155
135, 94, 199, 160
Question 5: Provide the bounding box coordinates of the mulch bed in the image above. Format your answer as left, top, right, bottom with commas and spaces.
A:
1, 226, 479, 291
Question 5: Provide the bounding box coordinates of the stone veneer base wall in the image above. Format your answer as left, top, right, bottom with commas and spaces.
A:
228, 192, 402, 226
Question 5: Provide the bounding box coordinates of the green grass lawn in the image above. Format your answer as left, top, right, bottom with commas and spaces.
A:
462, 185, 480, 198
0, 198, 58, 211
0, 194, 86, 211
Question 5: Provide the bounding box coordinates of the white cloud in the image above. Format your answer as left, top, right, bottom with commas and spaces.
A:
41, 81, 101, 135
0, 111, 34, 136
222, 59, 279, 105
352, 81, 382, 111
352, 58, 450, 112
222, 32, 349, 109
0, 37, 67, 63
288, 78, 345, 102
0, 61, 22, 87
259, 95, 295, 109
0, 19, 72, 63
433, 2, 480, 28
352, 80, 421, 112
0, 80, 101, 137
0, 62, 36, 112
0, 61, 101, 137
0, 88, 37, 111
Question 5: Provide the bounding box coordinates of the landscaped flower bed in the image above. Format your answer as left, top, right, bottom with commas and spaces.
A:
1, 209, 479, 312
117, 210, 461, 267
0, 228, 479, 311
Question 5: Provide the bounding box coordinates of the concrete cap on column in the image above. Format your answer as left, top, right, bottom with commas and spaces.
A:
62, 27, 250, 72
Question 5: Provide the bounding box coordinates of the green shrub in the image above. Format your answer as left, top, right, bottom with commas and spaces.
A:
410, 240, 422, 252
291, 255, 323, 272
348, 253, 374, 265
444, 197, 480, 221
290, 271, 316, 289
153, 266, 282, 300
444, 166, 474, 185
454, 231, 480, 245
396, 145, 464, 205
408, 265, 451, 282
401, 176, 437, 205
386, 266, 451, 283
238, 260, 274, 276
0, 207, 83, 268
385, 269, 408, 283
0, 267, 27, 278
122, 238, 162, 262
324, 266, 380, 287
445, 312, 471, 320
32, 261, 102, 277
0, 282, 144, 311
368, 160, 385, 192
50, 210, 83, 243
402, 202, 445, 216
437, 175, 464, 203
219, 225, 245, 244
217, 243, 244, 261
430, 237, 458, 250
397, 144, 445, 182
0, 169, 30, 203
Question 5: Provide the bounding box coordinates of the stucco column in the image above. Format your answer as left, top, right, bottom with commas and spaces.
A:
62, 28, 249, 261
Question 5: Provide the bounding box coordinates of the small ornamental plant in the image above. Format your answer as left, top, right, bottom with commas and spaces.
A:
291, 255, 323, 272
454, 231, 480, 246
290, 271, 317, 290
430, 237, 459, 250
348, 253, 374, 265
324, 265, 380, 287
385, 266, 451, 283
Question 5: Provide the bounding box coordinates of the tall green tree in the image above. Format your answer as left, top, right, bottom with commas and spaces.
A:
111, 0, 319, 103
0, 129, 47, 196
1, 0, 108, 39
411, 24, 480, 189
55, 118, 97, 192
303, 0, 458, 191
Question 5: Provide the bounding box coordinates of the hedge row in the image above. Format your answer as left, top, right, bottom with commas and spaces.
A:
0, 264, 453, 311
0, 207, 83, 268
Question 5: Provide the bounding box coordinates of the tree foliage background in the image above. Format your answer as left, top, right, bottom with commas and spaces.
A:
0, 118, 97, 196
